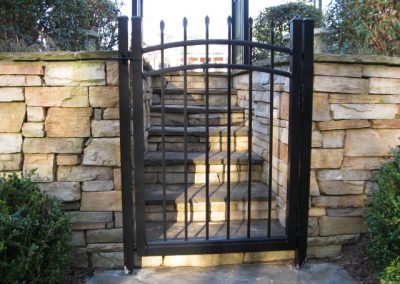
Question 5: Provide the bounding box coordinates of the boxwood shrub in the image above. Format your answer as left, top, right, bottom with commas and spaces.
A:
0, 173, 72, 284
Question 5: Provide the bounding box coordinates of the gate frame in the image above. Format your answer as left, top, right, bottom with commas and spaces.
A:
118, 16, 314, 273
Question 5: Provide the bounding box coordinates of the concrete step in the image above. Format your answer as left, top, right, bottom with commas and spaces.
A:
150, 105, 245, 127
145, 219, 285, 241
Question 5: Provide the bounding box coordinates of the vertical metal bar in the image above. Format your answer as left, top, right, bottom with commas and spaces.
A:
226, 16, 232, 240
118, 16, 134, 272
205, 16, 210, 241
267, 20, 275, 238
296, 18, 314, 268
160, 20, 167, 242
247, 17, 253, 239
183, 17, 189, 241
132, 16, 146, 257
286, 18, 303, 247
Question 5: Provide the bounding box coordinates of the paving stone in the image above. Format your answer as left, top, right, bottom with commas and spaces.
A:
0, 134, 22, 153
57, 165, 113, 181
45, 107, 92, 137
81, 191, 122, 211
0, 87, 24, 101
23, 154, 55, 182
23, 138, 83, 153
0, 102, 25, 132
37, 181, 80, 202
83, 138, 120, 166
0, 154, 22, 171
27, 106, 45, 121
44, 62, 105, 86
25, 87, 88, 107
22, 122, 45, 137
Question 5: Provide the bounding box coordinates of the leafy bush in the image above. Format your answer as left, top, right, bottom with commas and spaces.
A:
0, 173, 72, 284
324, 0, 400, 56
365, 148, 400, 282
253, 1, 323, 60
0, 0, 121, 51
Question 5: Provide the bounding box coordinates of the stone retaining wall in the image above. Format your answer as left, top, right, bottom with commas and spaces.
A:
1, 52, 399, 267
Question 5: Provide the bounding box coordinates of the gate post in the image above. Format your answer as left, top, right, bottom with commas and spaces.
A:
296, 18, 314, 268
118, 16, 135, 273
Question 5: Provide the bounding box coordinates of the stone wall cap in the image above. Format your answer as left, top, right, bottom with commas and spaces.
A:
0, 51, 118, 62
314, 53, 400, 66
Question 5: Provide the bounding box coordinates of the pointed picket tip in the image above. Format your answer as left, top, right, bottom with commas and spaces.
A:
205, 16, 210, 26
183, 17, 188, 27
160, 20, 165, 31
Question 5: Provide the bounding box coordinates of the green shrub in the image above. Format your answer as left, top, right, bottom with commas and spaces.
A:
365, 148, 400, 282
0, 173, 72, 284
253, 1, 323, 60
324, 0, 400, 56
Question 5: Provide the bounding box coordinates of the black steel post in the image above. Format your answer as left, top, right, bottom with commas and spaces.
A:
118, 16, 135, 273
296, 18, 314, 268
132, 16, 146, 257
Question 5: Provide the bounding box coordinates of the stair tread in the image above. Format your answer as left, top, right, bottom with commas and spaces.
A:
144, 182, 275, 204
153, 88, 237, 95
148, 125, 248, 136
151, 105, 243, 114
146, 219, 285, 240
144, 151, 262, 165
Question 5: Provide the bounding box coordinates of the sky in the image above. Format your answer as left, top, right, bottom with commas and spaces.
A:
120, 0, 287, 45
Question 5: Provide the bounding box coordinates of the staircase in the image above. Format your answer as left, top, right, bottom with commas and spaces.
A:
142, 72, 283, 241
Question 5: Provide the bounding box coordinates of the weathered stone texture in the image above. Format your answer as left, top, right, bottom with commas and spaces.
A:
311, 149, 343, 169
319, 216, 367, 236
44, 62, 105, 86
312, 195, 366, 208
66, 212, 113, 223
331, 104, 397, 120
0, 103, 25, 132
163, 253, 244, 267
363, 65, 400, 78
80, 191, 122, 211
314, 76, 368, 94
86, 228, 123, 243
23, 138, 83, 153
312, 93, 331, 121
56, 154, 81, 166
106, 61, 119, 86
318, 180, 364, 195
317, 120, 369, 131
27, 106, 45, 122
342, 157, 388, 170
0, 133, 23, 153
89, 86, 119, 107
25, 87, 88, 107
317, 170, 371, 181
0, 62, 43, 75
314, 63, 362, 77
369, 78, 400, 95
91, 252, 123, 268
0, 75, 42, 86
37, 182, 80, 202
57, 166, 113, 182
0, 88, 24, 101
23, 154, 55, 182
82, 180, 114, 192
83, 138, 120, 166
91, 120, 119, 137
22, 122, 45, 137
0, 154, 22, 170
45, 107, 92, 137
322, 131, 345, 148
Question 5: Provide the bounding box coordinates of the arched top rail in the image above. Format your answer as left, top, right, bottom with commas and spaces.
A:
143, 63, 291, 78
143, 39, 292, 55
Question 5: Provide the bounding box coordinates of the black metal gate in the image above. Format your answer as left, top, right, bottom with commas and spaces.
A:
118, 15, 314, 272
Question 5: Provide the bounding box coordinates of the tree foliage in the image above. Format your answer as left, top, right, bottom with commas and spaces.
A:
324, 0, 400, 56
253, 1, 323, 60
0, 0, 121, 51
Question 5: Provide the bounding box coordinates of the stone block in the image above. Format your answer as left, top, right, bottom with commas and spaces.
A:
91, 252, 123, 268
0, 62, 43, 75
312, 195, 366, 208
312, 131, 322, 147
312, 93, 331, 121
314, 76, 368, 94
308, 217, 319, 237
66, 212, 113, 223
311, 149, 343, 169
326, 208, 365, 217
308, 235, 360, 246
114, 168, 121, 190
89, 86, 119, 107
57, 166, 113, 181
243, 251, 294, 263
23, 138, 83, 153
56, 154, 81, 166
106, 61, 119, 86
309, 171, 320, 197
317, 170, 371, 181
331, 104, 397, 120
93, 109, 102, 120
0, 154, 22, 171
317, 120, 369, 131
319, 216, 367, 236
72, 223, 106, 230
103, 108, 119, 120
83, 138, 120, 166
45, 107, 92, 137
71, 231, 86, 247
91, 120, 120, 137
0, 102, 25, 132
23, 154, 55, 182
22, 122, 45, 137
27, 106, 45, 122
307, 245, 342, 258
81, 191, 122, 211
0, 87, 24, 101
163, 253, 244, 267
0, 133, 22, 153
363, 65, 400, 79
322, 130, 345, 148
44, 62, 105, 86
86, 228, 123, 243
309, 207, 326, 217
0, 75, 42, 86
87, 243, 124, 253
314, 63, 362, 77
318, 180, 364, 195
37, 182, 80, 202
342, 157, 388, 170
369, 78, 400, 95
141, 256, 163, 267
371, 119, 400, 129
345, 129, 400, 156
82, 180, 114, 191
25, 87, 88, 107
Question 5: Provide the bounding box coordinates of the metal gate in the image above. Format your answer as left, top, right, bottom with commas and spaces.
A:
118, 15, 314, 272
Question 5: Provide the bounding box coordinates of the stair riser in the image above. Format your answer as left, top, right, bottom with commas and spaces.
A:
145, 164, 261, 173
150, 112, 245, 127
146, 201, 275, 212
148, 142, 250, 152
152, 94, 238, 107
